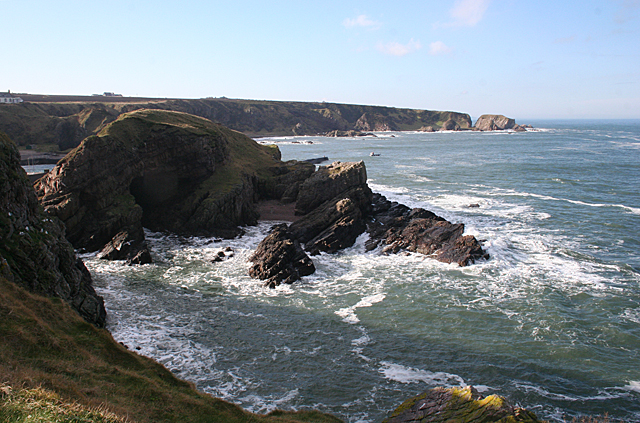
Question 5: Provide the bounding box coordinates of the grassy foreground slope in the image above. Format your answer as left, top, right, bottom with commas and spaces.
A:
0, 275, 341, 423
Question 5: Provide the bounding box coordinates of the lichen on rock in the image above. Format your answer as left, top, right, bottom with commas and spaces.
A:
385, 386, 544, 423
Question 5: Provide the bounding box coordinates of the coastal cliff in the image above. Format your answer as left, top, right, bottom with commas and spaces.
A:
0, 96, 473, 149
34, 109, 314, 260
0, 131, 105, 327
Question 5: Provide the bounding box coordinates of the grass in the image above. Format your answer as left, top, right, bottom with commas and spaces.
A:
0, 384, 127, 423
0, 276, 342, 423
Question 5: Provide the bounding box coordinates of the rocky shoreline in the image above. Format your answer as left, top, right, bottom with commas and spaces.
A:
0, 108, 550, 423
248, 161, 487, 288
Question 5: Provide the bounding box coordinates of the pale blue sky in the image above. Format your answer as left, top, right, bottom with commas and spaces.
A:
2, 0, 639, 119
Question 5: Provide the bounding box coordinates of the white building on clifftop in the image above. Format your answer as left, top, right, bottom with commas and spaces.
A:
0, 91, 24, 104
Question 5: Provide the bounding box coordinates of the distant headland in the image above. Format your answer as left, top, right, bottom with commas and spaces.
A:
0, 93, 529, 151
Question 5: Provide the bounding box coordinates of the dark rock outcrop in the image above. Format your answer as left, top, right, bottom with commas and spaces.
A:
290, 186, 372, 255
295, 161, 369, 215
35, 109, 308, 259
366, 194, 488, 266
262, 160, 316, 204
249, 161, 488, 286
385, 386, 542, 423
474, 114, 517, 131
249, 224, 315, 288
96, 229, 152, 265
0, 131, 106, 327
250, 161, 373, 286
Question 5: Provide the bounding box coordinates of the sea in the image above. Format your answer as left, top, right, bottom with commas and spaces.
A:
83, 120, 640, 422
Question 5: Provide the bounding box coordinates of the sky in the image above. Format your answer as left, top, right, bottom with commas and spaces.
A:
2, 0, 640, 119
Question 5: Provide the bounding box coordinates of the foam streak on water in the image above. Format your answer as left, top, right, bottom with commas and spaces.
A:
87, 120, 640, 422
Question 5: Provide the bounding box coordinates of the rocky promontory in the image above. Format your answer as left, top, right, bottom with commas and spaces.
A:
250, 160, 488, 287
0, 131, 105, 326
35, 109, 314, 261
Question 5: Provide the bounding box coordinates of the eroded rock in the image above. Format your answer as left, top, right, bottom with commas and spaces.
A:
249, 224, 315, 288
367, 194, 488, 266
295, 161, 369, 215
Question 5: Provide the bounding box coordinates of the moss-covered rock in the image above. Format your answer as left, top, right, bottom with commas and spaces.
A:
385, 386, 544, 423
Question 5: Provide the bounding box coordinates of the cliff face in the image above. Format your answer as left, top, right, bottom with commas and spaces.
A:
0, 131, 105, 326
34, 109, 310, 257
0, 98, 473, 149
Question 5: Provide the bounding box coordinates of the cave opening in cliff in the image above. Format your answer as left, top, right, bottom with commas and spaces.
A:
129, 172, 181, 229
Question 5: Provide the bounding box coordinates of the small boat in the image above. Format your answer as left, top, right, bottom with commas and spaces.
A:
370, 152, 381, 157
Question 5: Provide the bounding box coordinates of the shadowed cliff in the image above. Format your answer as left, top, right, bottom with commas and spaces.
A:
0, 131, 105, 326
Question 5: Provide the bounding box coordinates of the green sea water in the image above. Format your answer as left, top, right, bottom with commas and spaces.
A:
86, 120, 640, 422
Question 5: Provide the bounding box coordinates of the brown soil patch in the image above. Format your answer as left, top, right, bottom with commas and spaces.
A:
257, 200, 299, 222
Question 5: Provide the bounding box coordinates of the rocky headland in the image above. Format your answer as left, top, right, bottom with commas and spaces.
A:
474, 114, 532, 132
34, 109, 314, 263
0, 95, 475, 150
32, 109, 487, 278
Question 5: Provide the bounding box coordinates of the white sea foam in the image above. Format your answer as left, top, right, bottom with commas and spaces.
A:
623, 381, 640, 393
516, 383, 624, 402
379, 362, 465, 386
335, 293, 386, 324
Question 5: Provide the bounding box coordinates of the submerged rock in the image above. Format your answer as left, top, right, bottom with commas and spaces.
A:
385, 386, 543, 423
